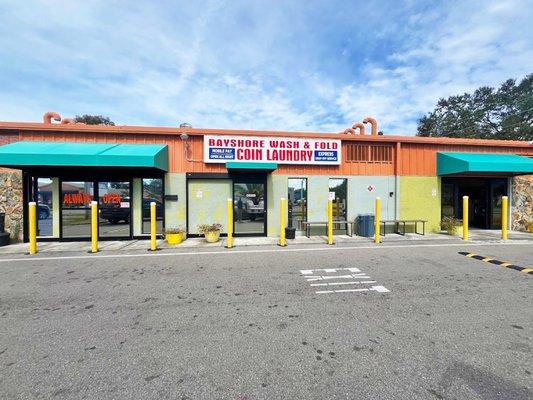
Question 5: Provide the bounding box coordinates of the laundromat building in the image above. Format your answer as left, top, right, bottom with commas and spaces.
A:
0, 115, 532, 242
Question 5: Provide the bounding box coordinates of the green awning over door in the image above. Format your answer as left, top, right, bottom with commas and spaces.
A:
0, 141, 169, 171
437, 152, 533, 176
226, 162, 278, 171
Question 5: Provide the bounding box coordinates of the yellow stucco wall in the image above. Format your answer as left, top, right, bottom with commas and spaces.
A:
400, 176, 441, 233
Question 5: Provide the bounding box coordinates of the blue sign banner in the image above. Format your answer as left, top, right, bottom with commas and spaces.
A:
209, 148, 235, 160
314, 150, 338, 162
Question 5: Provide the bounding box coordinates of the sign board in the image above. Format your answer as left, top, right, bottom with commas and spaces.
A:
196, 190, 203, 199
431, 188, 437, 197
204, 135, 341, 165
328, 192, 336, 201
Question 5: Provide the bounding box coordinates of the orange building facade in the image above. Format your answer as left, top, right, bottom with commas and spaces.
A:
0, 119, 532, 242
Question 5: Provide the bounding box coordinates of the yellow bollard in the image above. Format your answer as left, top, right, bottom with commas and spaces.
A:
279, 197, 286, 247
150, 201, 157, 251
375, 197, 381, 244
91, 201, 98, 253
327, 199, 333, 245
462, 196, 469, 241
226, 198, 234, 248
501, 196, 508, 240
28, 202, 37, 254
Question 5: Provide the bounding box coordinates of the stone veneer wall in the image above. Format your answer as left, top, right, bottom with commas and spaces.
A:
0, 170, 23, 242
511, 175, 533, 231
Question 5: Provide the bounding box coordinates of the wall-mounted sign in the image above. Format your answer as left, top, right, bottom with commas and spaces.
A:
196, 190, 203, 198
328, 191, 336, 201
367, 185, 375, 193
204, 135, 341, 165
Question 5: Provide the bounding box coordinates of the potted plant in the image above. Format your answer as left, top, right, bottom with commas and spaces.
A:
198, 223, 222, 243
441, 216, 462, 236
165, 227, 185, 245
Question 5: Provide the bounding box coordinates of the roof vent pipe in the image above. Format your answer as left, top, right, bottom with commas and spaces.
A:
352, 122, 365, 135
363, 116, 378, 136
43, 112, 61, 124
341, 127, 355, 135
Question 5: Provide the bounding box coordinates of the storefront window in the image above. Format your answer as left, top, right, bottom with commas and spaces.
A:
329, 178, 347, 234
441, 183, 454, 219
98, 181, 131, 237
288, 178, 307, 230
61, 181, 94, 238
37, 178, 53, 237
328, 178, 347, 221
142, 178, 163, 234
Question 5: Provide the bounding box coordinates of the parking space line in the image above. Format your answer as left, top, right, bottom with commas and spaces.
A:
310, 281, 377, 287
305, 274, 371, 281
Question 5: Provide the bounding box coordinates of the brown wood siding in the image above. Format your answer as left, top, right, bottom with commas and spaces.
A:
12, 130, 533, 176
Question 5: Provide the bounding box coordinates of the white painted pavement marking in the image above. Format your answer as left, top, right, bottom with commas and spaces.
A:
299, 268, 389, 294
310, 281, 377, 287
0, 241, 529, 264
316, 285, 390, 294
305, 274, 370, 281
300, 267, 361, 275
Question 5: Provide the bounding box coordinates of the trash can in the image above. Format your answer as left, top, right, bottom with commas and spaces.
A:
285, 226, 296, 239
357, 214, 375, 237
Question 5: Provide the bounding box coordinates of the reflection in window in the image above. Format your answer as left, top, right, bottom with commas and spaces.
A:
142, 178, 163, 234
441, 183, 454, 219
61, 181, 94, 238
37, 178, 53, 237
288, 178, 307, 230
329, 178, 347, 233
98, 181, 131, 237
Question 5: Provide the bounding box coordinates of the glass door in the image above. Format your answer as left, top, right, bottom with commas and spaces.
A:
233, 179, 266, 236
61, 181, 94, 238
98, 181, 131, 238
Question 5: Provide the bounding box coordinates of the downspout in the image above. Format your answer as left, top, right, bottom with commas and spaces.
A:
395, 142, 401, 220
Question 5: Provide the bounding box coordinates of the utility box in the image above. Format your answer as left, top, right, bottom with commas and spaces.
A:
357, 214, 375, 237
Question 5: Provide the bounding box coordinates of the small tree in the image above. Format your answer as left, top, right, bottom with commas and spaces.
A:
74, 115, 115, 126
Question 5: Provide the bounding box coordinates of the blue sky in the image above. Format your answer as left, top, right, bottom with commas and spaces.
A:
0, 0, 532, 134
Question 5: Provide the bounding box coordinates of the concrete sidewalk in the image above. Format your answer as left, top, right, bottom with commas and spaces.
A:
0, 230, 531, 255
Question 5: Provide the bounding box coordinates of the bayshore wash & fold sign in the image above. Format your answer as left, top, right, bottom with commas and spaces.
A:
204, 135, 341, 165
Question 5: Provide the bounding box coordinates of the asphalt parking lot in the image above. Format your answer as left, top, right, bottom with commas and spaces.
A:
0, 241, 531, 399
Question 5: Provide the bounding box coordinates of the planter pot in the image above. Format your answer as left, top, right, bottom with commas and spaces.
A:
166, 232, 184, 245
447, 226, 462, 236
204, 230, 220, 243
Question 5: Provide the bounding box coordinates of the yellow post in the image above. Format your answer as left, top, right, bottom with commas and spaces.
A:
279, 197, 286, 247
501, 196, 508, 240
462, 196, 469, 241
91, 201, 98, 253
150, 201, 157, 251
28, 202, 37, 255
375, 197, 381, 244
327, 199, 333, 245
226, 198, 234, 248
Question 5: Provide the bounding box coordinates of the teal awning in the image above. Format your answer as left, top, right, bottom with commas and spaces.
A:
0, 141, 168, 171
226, 162, 278, 171
437, 152, 533, 176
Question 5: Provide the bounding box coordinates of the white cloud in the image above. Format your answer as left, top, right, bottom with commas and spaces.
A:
0, 0, 531, 135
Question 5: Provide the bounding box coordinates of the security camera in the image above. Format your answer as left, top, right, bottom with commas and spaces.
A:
180, 133, 189, 140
